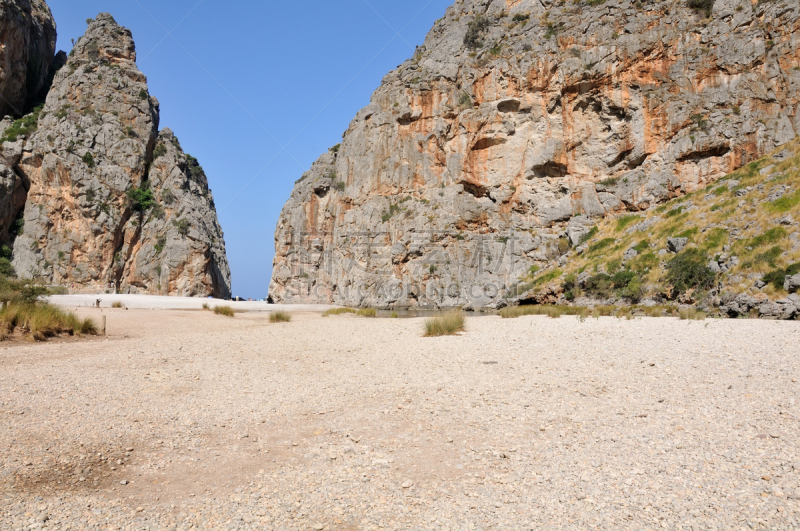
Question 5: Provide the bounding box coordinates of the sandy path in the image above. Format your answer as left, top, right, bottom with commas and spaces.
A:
1, 309, 799, 530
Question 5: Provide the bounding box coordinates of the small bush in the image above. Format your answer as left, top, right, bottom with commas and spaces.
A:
82, 151, 95, 168
763, 262, 800, 290
665, 249, 716, 294
126, 186, 155, 211
464, 16, 490, 49
138, 89, 148, 100
202, 302, 210, 310
270, 311, 291, 323
0, 258, 16, 278
323, 307, 357, 317
424, 310, 466, 336
356, 308, 377, 317
679, 307, 706, 320
111, 301, 124, 309
214, 306, 235, 317
390, 311, 399, 318
173, 218, 190, 237
687, 0, 714, 16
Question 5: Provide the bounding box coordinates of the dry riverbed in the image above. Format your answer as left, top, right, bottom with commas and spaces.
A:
1, 308, 799, 530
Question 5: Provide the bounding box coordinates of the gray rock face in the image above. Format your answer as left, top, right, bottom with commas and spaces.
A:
270, 0, 800, 308
0, 0, 57, 118
667, 238, 689, 254
6, 13, 231, 297
785, 274, 800, 294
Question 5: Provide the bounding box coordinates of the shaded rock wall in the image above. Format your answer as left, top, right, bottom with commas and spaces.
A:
270, 0, 800, 309
0, 0, 57, 118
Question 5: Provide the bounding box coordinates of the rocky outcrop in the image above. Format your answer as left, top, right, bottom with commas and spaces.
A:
5, 13, 230, 297
0, 0, 57, 118
270, 0, 800, 309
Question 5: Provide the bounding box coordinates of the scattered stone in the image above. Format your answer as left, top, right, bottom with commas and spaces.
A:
667, 238, 688, 253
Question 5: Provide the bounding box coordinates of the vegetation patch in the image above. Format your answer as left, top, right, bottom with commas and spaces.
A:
126, 186, 155, 211
323, 307, 357, 317
616, 215, 640, 232
356, 308, 377, 317
424, 310, 466, 337
665, 249, 716, 295
213, 306, 235, 317
1, 105, 43, 143
270, 311, 291, 323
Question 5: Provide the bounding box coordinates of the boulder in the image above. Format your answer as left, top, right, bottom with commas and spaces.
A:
667, 238, 689, 253
785, 274, 800, 293
759, 300, 797, 320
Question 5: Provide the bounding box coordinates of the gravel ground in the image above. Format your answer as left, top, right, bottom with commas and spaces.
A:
1, 309, 799, 530
47, 295, 335, 313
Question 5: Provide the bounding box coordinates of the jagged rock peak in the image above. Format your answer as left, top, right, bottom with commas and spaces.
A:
3, 8, 231, 298
73, 13, 136, 64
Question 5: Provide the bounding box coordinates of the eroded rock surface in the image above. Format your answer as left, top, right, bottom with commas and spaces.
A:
6, 13, 230, 297
270, 0, 800, 309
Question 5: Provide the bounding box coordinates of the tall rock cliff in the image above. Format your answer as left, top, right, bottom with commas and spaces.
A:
2, 13, 231, 297
270, 0, 800, 309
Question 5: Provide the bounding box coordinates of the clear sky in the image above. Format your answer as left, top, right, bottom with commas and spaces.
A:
48, 0, 452, 298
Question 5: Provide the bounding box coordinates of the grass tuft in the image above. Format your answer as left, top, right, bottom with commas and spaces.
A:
0, 303, 97, 341
357, 308, 377, 317
323, 307, 357, 317
679, 307, 706, 320
270, 311, 291, 323
111, 301, 124, 309
424, 310, 466, 337
213, 306, 235, 317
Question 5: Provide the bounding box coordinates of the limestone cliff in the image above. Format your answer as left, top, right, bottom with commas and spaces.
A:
270, 0, 800, 309
3, 13, 231, 297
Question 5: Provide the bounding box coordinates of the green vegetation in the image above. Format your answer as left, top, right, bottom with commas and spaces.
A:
154, 236, 166, 254
763, 263, 800, 290
330, 143, 341, 154
270, 311, 291, 323
82, 151, 95, 168
423, 310, 466, 337
588, 238, 616, 254
356, 308, 377, 317
185, 155, 206, 180
768, 190, 800, 213
381, 204, 400, 223
214, 306, 235, 317
1, 105, 43, 143
126, 186, 155, 211
616, 215, 640, 232
665, 249, 716, 295
138, 89, 148, 100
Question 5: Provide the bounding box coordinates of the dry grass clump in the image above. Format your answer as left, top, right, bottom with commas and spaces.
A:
424, 310, 466, 337
202, 302, 210, 310
0, 303, 97, 341
270, 311, 291, 323
357, 308, 377, 317
322, 307, 357, 317
111, 301, 124, 309
679, 307, 706, 320
500, 305, 589, 319
213, 305, 235, 317
390, 311, 399, 318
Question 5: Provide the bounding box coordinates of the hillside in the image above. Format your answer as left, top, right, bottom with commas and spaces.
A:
509, 140, 800, 318
269, 0, 800, 309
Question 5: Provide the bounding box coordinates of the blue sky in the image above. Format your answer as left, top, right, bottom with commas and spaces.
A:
49, 0, 452, 298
